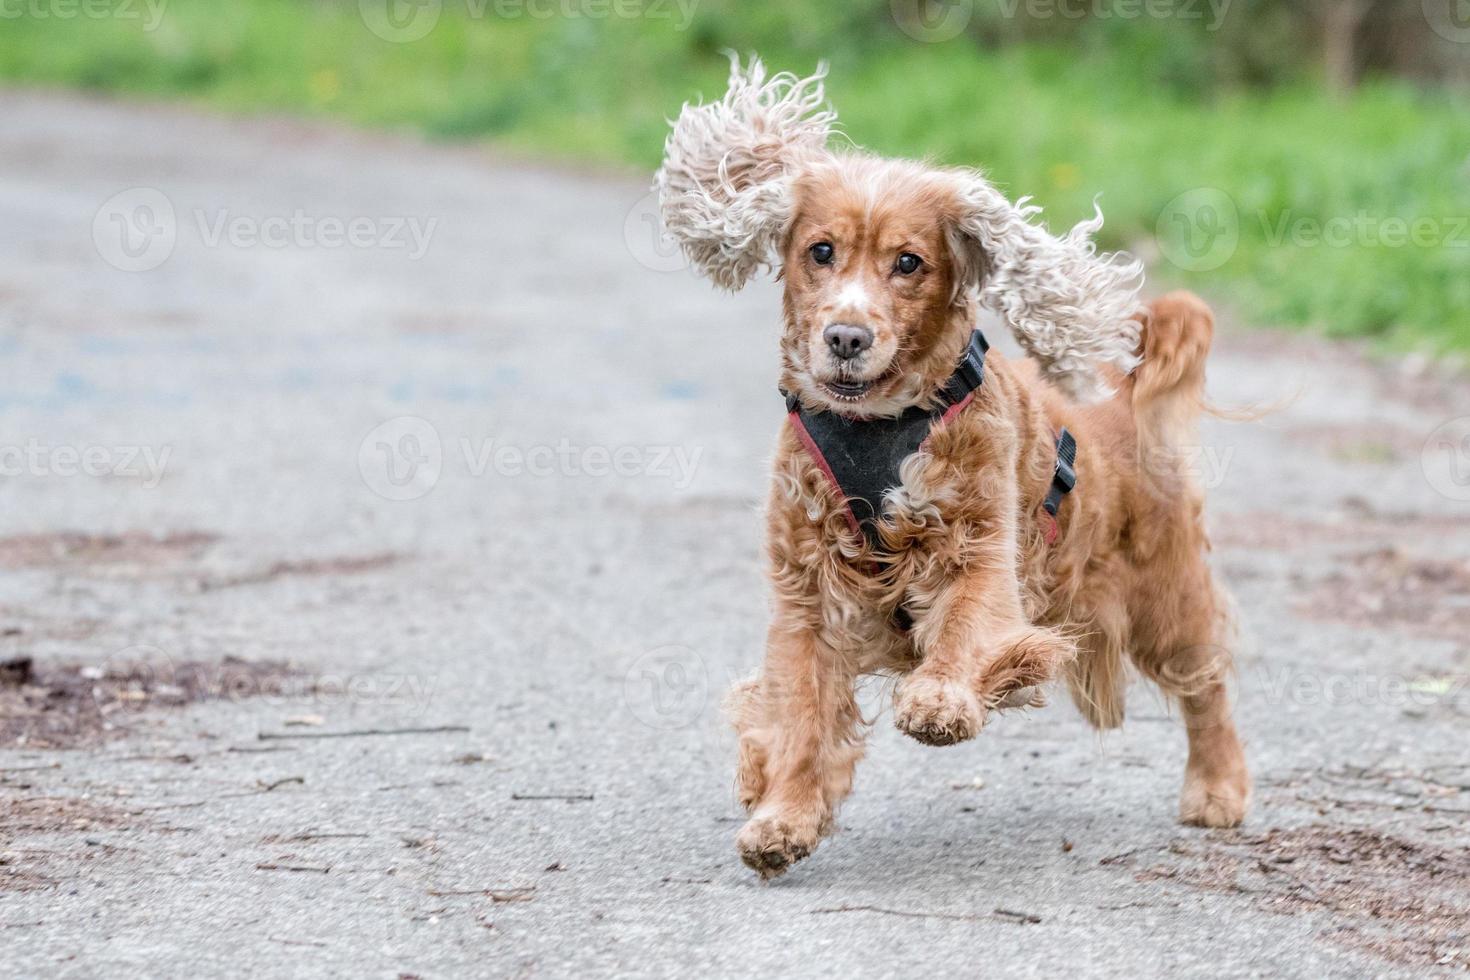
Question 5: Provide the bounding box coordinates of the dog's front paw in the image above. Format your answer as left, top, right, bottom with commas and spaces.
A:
736, 810, 826, 880
1180, 766, 1251, 829
893, 674, 985, 746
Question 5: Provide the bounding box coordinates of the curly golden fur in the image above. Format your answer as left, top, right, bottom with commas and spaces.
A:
658, 57, 1250, 880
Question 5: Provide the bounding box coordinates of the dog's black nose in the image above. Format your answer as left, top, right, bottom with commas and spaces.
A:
823, 323, 873, 360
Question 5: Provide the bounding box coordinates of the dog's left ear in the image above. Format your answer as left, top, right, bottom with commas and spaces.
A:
656, 55, 835, 291
946, 173, 1144, 402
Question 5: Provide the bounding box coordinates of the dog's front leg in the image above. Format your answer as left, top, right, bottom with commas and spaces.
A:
894, 539, 1074, 747
732, 615, 863, 880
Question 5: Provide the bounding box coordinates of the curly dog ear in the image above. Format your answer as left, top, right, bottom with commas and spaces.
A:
655, 54, 835, 291
946, 173, 1145, 402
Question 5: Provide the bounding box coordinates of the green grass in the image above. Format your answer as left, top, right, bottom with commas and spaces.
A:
2, 0, 1465, 351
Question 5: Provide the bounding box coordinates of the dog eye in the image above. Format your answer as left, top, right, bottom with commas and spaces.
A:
895, 253, 922, 275
809, 242, 835, 265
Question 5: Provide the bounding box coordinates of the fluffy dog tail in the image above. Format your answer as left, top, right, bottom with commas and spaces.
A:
1129, 291, 1215, 498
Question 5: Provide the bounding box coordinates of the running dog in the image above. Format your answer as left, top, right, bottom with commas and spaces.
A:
656, 57, 1250, 879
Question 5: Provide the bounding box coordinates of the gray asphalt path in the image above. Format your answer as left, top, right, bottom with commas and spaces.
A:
1, 91, 1468, 979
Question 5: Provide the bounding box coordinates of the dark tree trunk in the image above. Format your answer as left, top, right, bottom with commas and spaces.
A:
1320, 0, 1374, 92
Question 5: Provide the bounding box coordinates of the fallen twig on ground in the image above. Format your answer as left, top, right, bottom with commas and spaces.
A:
808, 904, 1041, 924
427, 886, 535, 903
257, 776, 305, 792
257, 726, 468, 741
264, 831, 370, 843
256, 862, 330, 874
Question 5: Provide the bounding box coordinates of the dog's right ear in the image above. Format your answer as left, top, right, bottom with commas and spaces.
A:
655, 54, 835, 291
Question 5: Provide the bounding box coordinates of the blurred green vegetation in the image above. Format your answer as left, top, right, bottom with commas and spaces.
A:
1, 0, 1466, 351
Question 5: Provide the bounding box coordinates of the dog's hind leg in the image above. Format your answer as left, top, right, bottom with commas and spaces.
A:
732, 617, 865, 880
1130, 574, 1250, 828
1125, 291, 1249, 826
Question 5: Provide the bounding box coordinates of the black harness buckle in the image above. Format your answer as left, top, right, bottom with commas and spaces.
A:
941, 330, 989, 405
1043, 427, 1077, 517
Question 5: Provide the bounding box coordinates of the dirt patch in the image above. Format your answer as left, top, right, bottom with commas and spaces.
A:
1116, 825, 1470, 971
2, 794, 133, 834
0, 655, 306, 749
1265, 763, 1470, 819
1296, 547, 1470, 641
0, 531, 219, 572
0, 795, 138, 893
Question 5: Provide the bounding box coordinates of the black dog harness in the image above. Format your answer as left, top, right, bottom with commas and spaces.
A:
784, 329, 1078, 551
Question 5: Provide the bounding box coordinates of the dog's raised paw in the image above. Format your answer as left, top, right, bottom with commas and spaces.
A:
736, 813, 822, 880
893, 674, 985, 747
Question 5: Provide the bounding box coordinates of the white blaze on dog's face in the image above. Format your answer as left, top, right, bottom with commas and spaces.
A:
781, 159, 963, 414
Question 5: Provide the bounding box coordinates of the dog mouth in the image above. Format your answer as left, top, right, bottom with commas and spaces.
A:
818, 366, 896, 404
820, 378, 876, 401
